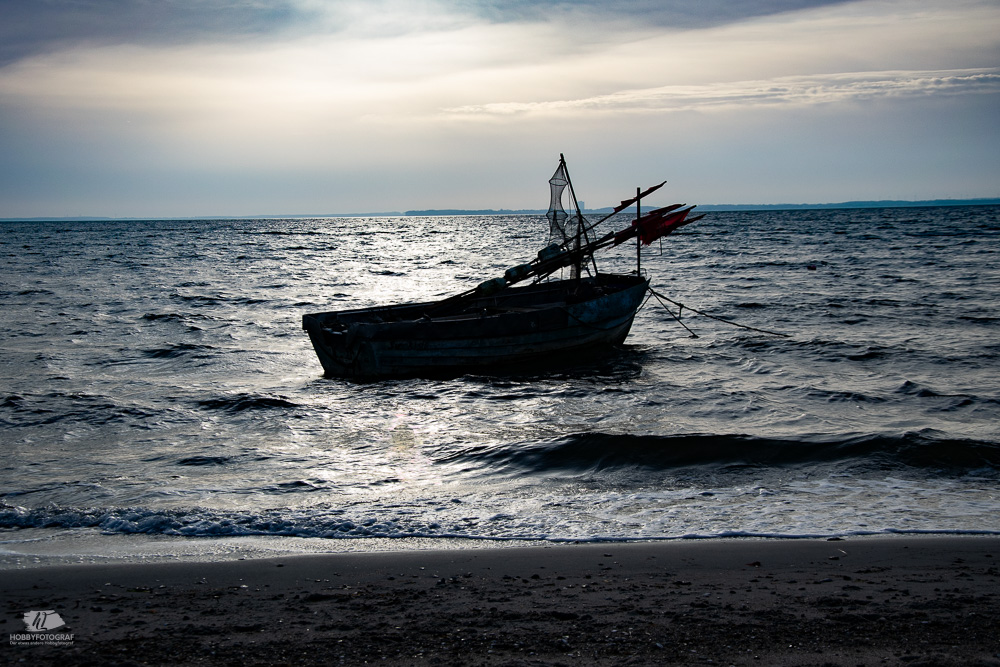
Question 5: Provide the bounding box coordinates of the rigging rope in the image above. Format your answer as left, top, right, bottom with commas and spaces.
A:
646, 287, 789, 338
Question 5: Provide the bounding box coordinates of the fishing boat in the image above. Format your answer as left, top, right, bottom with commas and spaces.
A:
303, 155, 702, 379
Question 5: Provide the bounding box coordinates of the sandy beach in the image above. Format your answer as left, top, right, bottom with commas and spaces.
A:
3, 536, 998, 666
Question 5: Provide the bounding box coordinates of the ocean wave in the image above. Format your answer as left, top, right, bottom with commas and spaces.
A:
0, 391, 157, 427
1, 502, 997, 543
957, 315, 999, 324
169, 293, 226, 305
141, 343, 217, 359
196, 393, 300, 412
175, 455, 232, 466
168, 292, 270, 307
804, 388, 886, 404
141, 312, 215, 323
440, 431, 1000, 475
257, 229, 324, 236
0, 504, 448, 540
805, 380, 1000, 412
891, 381, 1000, 410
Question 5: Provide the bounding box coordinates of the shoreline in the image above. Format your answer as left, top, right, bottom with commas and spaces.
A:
3, 535, 999, 665
5, 526, 999, 571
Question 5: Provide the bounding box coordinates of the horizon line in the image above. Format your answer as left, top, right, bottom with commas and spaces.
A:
4, 197, 999, 222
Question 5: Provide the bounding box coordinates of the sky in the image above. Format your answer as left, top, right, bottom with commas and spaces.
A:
1, 0, 998, 218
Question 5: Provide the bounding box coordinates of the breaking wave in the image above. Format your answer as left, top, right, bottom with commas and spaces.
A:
442, 431, 1000, 475
2, 501, 998, 543
0, 503, 479, 540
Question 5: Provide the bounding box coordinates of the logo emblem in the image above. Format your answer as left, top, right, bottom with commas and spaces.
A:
22, 611, 65, 632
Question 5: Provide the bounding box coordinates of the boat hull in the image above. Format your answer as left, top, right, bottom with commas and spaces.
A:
303, 273, 649, 379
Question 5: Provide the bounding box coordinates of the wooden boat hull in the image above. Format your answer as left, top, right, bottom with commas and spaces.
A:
303, 273, 649, 379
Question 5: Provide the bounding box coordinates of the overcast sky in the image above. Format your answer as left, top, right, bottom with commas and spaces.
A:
1, 0, 998, 218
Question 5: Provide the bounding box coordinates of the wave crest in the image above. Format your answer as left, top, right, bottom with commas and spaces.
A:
442, 431, 1000, 474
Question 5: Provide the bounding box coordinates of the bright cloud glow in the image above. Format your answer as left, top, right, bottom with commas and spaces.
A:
444, 69, 1000, 116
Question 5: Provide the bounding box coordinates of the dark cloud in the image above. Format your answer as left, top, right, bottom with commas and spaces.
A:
461, 0, 856, 28
0, 0, 855, 67
0, 0, 306, 66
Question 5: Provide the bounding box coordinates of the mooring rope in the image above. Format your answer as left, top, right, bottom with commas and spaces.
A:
646, 289, 698, 338
647, 287, 789, 338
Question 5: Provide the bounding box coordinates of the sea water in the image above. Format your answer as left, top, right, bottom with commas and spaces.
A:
1, 207, 998, 565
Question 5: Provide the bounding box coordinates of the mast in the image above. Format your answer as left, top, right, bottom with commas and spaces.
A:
635, 186, 641, 275
559, 154, 588, 280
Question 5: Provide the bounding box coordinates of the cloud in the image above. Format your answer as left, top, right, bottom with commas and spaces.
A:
0, 0, 854, 67
443, 69, 1000, 117
0, 1, 308, 66
3, 0, 996, 128
461, 0, 854, 28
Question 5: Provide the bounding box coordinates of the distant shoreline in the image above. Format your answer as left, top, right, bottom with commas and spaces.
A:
4, 198, 998, 221
405, 198, 1000, 216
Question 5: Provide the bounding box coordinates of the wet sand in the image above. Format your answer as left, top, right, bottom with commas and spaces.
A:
3, 536, 999, 666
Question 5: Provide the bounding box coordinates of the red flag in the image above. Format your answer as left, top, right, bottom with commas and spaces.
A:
638, 206, 696, 245
610, 205, 701, 246
611, 204, 685, 246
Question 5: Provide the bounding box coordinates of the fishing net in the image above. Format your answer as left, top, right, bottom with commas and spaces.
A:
546, 163, 571, 244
